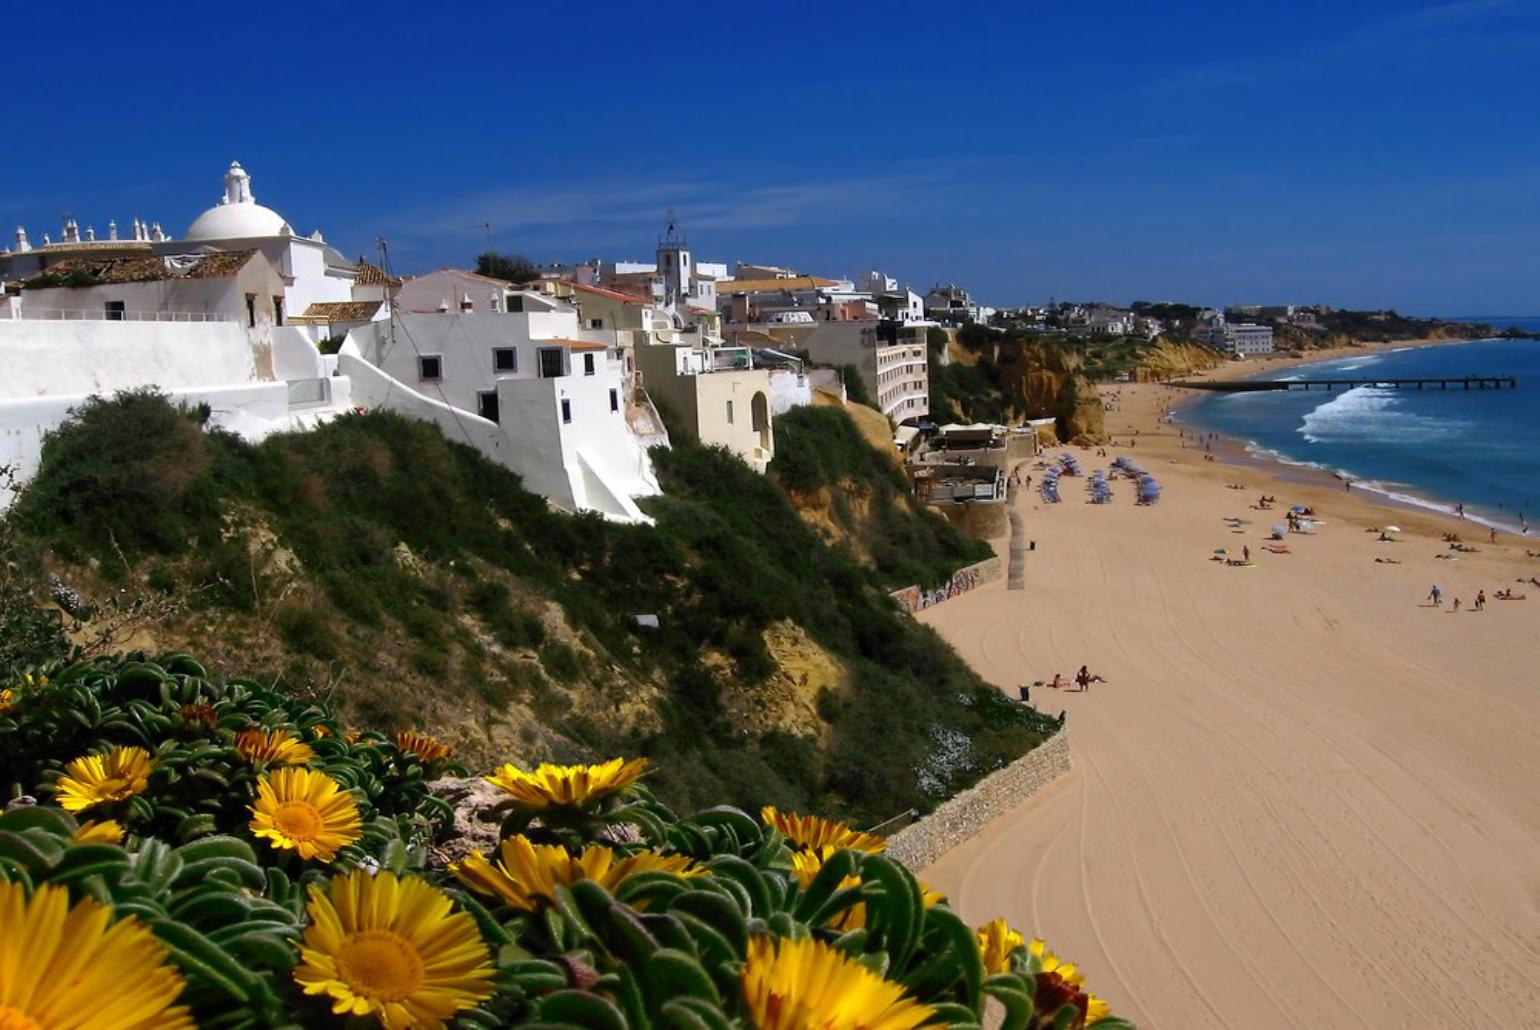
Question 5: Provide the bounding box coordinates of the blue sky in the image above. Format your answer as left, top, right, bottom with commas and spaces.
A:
3, 0, 1536, 313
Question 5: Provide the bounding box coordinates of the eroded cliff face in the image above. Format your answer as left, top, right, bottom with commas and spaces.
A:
993, 341, 1105, 443
1136, 337, 1226, 380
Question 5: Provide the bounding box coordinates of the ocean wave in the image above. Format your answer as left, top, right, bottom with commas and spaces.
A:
1297, 386, 1475, 445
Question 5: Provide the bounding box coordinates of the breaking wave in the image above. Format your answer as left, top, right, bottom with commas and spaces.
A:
1297, 386, 1475, 445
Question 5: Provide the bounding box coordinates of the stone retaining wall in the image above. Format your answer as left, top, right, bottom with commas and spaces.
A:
889, 556, 1003, 614
887, 727, 1071, 870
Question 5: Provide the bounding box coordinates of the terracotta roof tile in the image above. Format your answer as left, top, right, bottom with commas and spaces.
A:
291, 300, 383, 324
716, 275, 838, 293
24, 250, 258, 287
353, 257, 400, 287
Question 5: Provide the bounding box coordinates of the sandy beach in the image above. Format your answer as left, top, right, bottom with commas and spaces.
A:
919, 350, 1540, 1027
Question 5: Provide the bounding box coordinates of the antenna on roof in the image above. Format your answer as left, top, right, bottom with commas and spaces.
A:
464, 222, 492, 251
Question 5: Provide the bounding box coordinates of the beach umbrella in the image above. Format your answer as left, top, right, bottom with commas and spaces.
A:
1384, 525, 1401, 533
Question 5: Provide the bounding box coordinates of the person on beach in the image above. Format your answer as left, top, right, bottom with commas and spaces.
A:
1452, 597, 1461, 612
1243, 545, 1251, 562
1428, 585, 1442, 606
1475, 590, 1486, 611
1457, 502, 1466, 519
1049, 673, 1064, 690
1344, 478, 1351, 492
1489, 528, 1497, 544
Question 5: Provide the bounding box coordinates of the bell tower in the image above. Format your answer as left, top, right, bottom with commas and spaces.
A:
656, 210, 690, 306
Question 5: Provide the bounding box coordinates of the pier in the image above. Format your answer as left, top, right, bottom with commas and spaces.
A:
1167, 376, 1518, 393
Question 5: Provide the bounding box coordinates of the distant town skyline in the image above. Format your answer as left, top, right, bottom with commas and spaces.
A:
2, 0, 1535, 315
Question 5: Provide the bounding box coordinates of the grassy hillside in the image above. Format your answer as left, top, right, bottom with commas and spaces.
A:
3, 392, 1051, 825
769, 406, 991, 588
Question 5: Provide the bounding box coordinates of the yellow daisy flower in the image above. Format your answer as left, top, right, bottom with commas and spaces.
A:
177, 703, 218, 732
452, 835, 698, 911
0, 880, 192, 1029
249, 767, 363, 862
0, 688, 14, 713
294, 869, 494, 1030
740, 934, 934, 1030
54, 746, 155, 812
1030, 938, 1112, 1027
761, 806, 887, 854
72, 819, 125, 845
484, 757, 648, 809
393, 730, 451, 764
978, 918, 1026, 974
235, 727, 315, 766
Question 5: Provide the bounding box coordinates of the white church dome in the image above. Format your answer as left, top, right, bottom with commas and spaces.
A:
184, 161, 290, 241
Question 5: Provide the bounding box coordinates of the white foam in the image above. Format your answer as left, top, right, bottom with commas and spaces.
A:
1297, 386, 1474, 445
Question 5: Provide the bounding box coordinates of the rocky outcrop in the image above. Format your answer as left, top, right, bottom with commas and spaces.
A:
993, 340, 1105, 442
1136, 337, 1225, 380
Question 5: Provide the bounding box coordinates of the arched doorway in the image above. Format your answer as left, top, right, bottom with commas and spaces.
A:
751, 391, 771, 453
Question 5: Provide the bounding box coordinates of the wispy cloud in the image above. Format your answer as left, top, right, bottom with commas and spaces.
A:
392, 167, 949, 251
1143, 0, 1528, 95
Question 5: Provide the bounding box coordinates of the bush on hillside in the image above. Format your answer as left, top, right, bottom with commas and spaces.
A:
9, 399, 1038, 826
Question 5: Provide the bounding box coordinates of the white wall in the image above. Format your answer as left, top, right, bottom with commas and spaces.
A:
0, 320, 263, 399
766, 367, 812, 414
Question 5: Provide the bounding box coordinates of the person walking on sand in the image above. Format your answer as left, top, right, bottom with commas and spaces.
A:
1476, 590, 1486, 611
1075, 666, 1092, 691
1428, 585, 1442, 607
1489, 528, 1497, 544
1453, 597, 1461, 612
1243, 545, 1251, 562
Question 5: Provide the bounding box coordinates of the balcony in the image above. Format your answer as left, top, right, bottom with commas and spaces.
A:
17, 308, 236, 323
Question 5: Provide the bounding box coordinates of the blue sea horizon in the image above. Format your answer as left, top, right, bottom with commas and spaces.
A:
1180, 322, 1540, 533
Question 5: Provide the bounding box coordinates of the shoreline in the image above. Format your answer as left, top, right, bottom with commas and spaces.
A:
917, 366, 1540, 1025
1139, 336, 1533, 537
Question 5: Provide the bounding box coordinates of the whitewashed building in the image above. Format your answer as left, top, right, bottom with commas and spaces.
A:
341, 303, 659, 522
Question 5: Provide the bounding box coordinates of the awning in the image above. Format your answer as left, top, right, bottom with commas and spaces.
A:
894, 425, 921, 448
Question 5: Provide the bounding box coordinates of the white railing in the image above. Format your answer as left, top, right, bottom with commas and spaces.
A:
20, 309, 236, 324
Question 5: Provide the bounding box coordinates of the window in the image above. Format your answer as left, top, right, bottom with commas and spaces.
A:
538, 347, 565, 379
506, 295, 525, 313
418, 355, 443, 380
104, 301, 125, 321
561, 399, 572, 424
494, 348, 517, 373
726, 400, 735, 424
477, 391, 500, 424
583, 353, 595, 376
609, 388, 619, 412
588, 318, 603, 330
273, 296, 284, 326
245, 293, 257, 328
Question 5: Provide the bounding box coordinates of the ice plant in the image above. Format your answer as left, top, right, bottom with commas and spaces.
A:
0, 880, 192, 1029
739, 934, 935, 1030
791, 848, 942, 930
393, 730, 450, 764
72, 818, 125, 845
249, 766, 363, 862
452, 834, 698, 911
54, 746, 155, 812
294, 869, 494, 1029
978, 918, 1026, 974
235, 727, 315, 766
484, 757, 648, 810
761, 805, 887, 854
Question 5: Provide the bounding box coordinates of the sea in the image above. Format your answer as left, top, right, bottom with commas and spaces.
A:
1180, 318, 1540, 533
